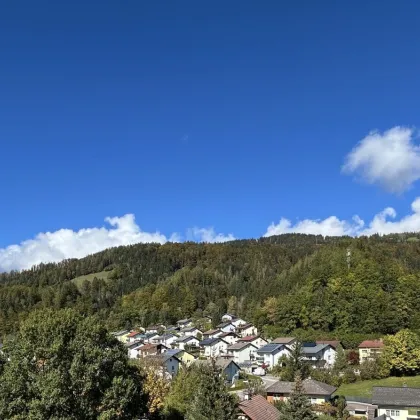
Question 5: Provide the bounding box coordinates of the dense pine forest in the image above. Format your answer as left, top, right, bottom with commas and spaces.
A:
1, 233, 420, 344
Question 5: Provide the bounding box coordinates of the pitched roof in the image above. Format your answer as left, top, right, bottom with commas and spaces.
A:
175, 335, 198, 343
199, 337, 226, 346
316, 340, 341, 349
257, 343, 285, 354
165, 349, 182, 357
372, 386, 420, 407
359, 340, 384, 348
239, 335, 263, 342
236, 323, 254, 330
194, 357, 240, 371
228, 342, 257, 351
220, 331, 237, 338
127, 331, 142, 338
180, 326, 199, 333
266, 379, 337, 396
217, 322, 234, 328
272, 337, 295, 345
238, 395, 280, 420
302, 343, 331, 354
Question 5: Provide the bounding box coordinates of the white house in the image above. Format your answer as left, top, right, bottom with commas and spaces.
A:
256, 343, 291, 368
236, 323, 257, 337
154, 333, 178, 347
302, 343, 336, 368
217, 322, 236, 333
231, 318, 247, 328
146, 333, 161, 344
179, 327, 202, 337
203, 329, 223, 339
221, 313, 236, 322
227, 342, 258, 364
174, 335, 200, 350
145, 324, 165, 334
127, 342, 144, 359
238, 335, 267, 349
199, 337, 229, 358
219, 331, 240, 345
176, 318, 193, 328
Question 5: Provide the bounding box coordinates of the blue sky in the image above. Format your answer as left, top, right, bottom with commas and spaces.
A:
1, 1, 420, 270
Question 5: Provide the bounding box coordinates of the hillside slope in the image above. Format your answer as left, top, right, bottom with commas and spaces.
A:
1, 233, 420, 338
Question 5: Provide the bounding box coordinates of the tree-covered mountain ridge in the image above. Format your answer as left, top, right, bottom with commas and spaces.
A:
1, 232, 420, 340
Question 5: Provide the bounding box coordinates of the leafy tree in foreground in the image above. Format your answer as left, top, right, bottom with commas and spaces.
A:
276, 341, 311, 381
0, 308, 146, 420
382, 329, 420, 376
279, 373, 316, 420
185, 361, 237, 420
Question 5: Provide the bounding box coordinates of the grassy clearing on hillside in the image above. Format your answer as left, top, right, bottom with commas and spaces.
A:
336, 376, 420, 398
71, 270, 114, 289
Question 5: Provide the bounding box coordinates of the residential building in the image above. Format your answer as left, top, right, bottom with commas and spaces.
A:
346, 401, 377, 419
231, 318, 247, 328
179, 326, 202, 337
256, 343, 291, 368
145, 324, 165, 334
227, 342, 258, 364
238, 394, 281, 420
176, 318, 193, 328
195, 357, 240, 383
238, 335, 268, 349
145, 333, 161, 344
359, 340, 384, 363
126, 331, 144, 343
301, 342, 336, 368
145, 353, 181, 377
174, 335, 200, 350
165, 349, 196, 366
199, 337, 229, 357
154, 333, 178, 347
266, 379, 336, 405
372, 386, 420, 420
126, 341, 144, 359
221, 313, 236, 322
237, 323, 258, 337
217, 322, 236, 333
271, 337, 296, 346
203, 329, 223, 339
137, 343, 168, 358
219, 331, 240, 345
316, 340, 342, 350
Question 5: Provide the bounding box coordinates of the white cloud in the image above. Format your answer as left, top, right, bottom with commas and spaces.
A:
342, 126, 420, 193
0, 215, 172, 272
187, 227, 235, 243
264, 197, 420, 237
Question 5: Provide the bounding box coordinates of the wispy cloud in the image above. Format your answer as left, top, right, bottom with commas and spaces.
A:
187, 227, 235, 243
342, 126, 420, 193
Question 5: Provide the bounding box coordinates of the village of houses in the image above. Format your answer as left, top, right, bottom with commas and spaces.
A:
112, 314, 418, 420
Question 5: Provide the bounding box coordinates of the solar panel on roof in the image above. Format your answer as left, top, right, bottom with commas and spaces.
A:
303, 342, 317, 347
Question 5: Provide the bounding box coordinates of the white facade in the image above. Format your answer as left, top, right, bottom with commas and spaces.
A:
242, 337, 267, 348
180, 328, 202, 337
257, 346, 291, 368
221, 314, 235, 322
377, 407, 411, 419
203, 339, 229, 357
220, 333, 239, 345
228, 344, 258, 364
238, 325, 258, 337
231, 318, 247, 328
303, 345, 336, 368
128, 344, 144, 359
156, 335, 178, 347
219, 323, 236, 333
176, 337, 200, 350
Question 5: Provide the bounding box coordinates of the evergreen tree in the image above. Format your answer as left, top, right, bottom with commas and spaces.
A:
333, 344, 347, 373
280, 373, 316, 420
186, 361, 237, 420
279, 341, 311, 381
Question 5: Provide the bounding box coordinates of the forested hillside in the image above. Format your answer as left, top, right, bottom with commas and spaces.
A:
1, 233, 420, 341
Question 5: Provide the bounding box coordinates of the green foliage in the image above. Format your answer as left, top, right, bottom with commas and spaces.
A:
273, 341, 311, 381
333, 345, 347, 374
279, 373, 317, 420
0, 309, 146, 419
382, 329, 420, 376
185, 362, 237, 420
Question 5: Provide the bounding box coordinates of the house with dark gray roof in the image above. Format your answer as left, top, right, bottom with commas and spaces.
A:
301, 342, 337, 368
199, 337, 229, 357
174, 335, 200, 350
256, 343, 291, 368
372, 386, 420, 420
194, 357, 240, 383
266, 379, 336, 405
227, 341, 258, 364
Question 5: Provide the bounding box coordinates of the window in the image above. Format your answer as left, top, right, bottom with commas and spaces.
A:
386, 410, 390, 416
310, 398, 317, 404
391, 410, 395, 416
395, 410, 400, 416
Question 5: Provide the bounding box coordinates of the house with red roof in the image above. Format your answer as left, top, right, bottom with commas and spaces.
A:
358, 339, 384, 363
238, 395, 280, 420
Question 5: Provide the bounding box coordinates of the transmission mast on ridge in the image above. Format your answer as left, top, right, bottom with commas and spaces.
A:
346, 248, 351, 269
